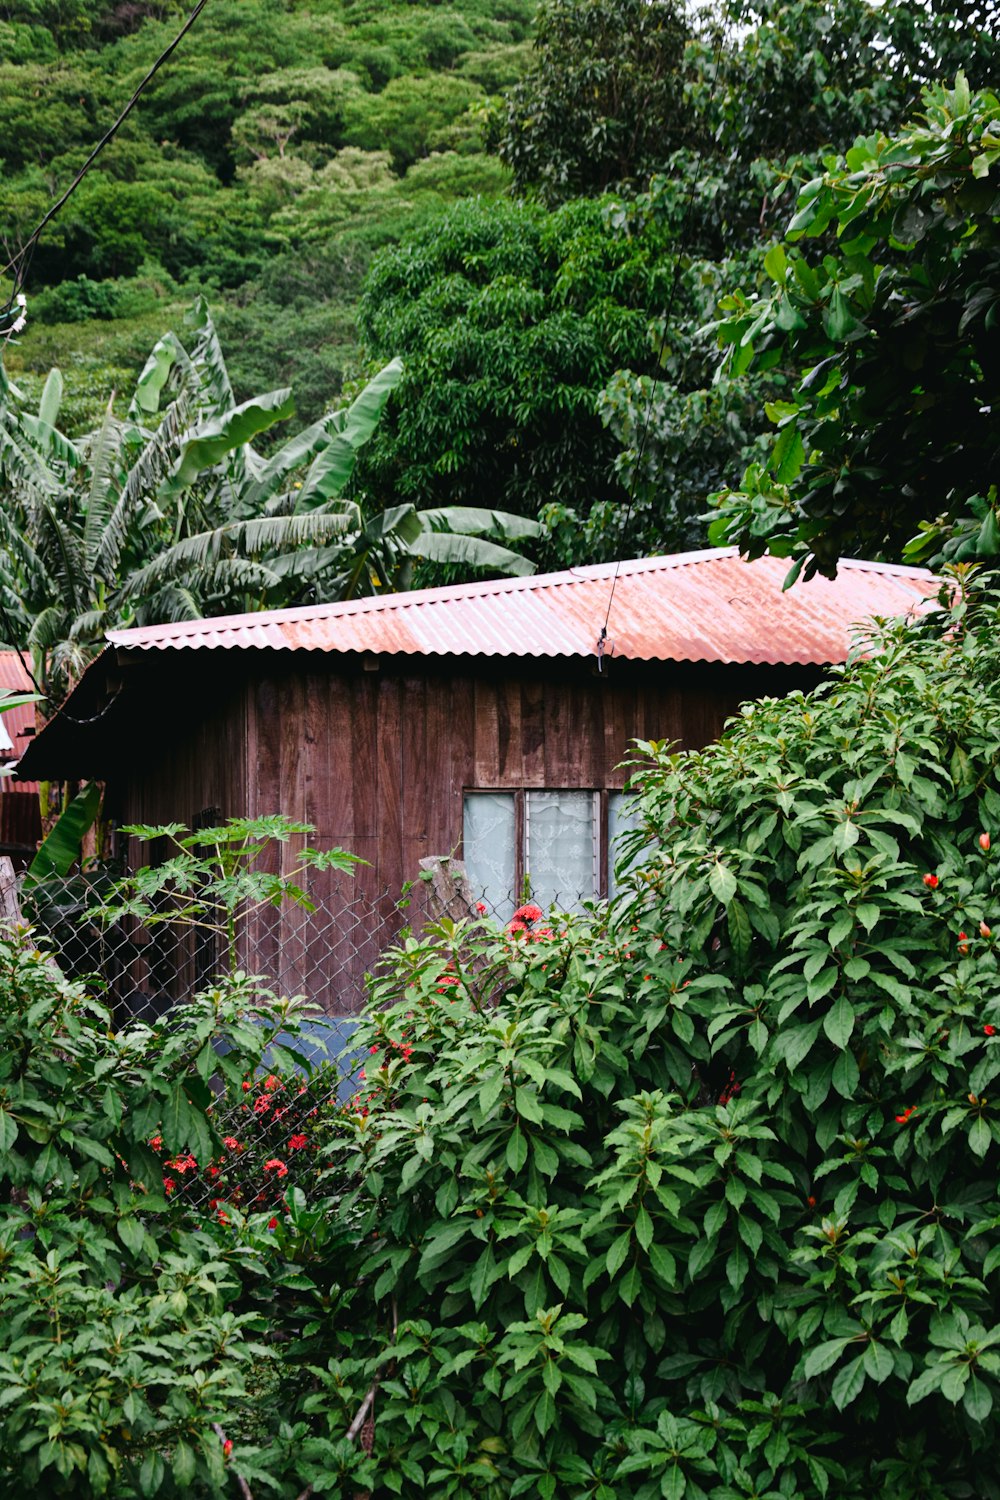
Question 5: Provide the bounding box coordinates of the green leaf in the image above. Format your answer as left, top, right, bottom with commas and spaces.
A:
863, 1340, 894, 1384
804, 1338, 852, 1379
506, 1123, 527, 1173
969, 1116, 991, 1158
117, 1216, 145, 1257
824, 995, 855, 1049
831, 1354, 866, 1409
138, 1452, 164, 1497
0, 1110, 17, 1153
165, 387, 295, 494
607, 1229, 632, 1277
964, 1375, 993, 1423
23, 781, 102, 890
172, 1441, 196, 1487
709, 862, 738, 907
831, 1048, 860, 1098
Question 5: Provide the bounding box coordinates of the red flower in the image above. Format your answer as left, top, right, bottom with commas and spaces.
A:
253, 1096, 271, 1115
264, 1158, 288, 1178
163, 1176, 176, 1195
895, 1106, 916, 1123
922, 873, 939, 889
807, 1195, 816, 1208
476, 901, 487, 914
980, 832, 991, 852
148, 1135, 162, 1152
242, 1081, 252, 1092
981, 922, 993, 938
263, 1074, 281, 1093
222, 1135, 241, 1151
171, 1153, 197, 1174
985, 1025, 996, 1036
268, 1217, 278, 1230
958, 932, 969, 955
513, 903, 543, 924
369, 1045, 379, 1054
288, 1134, 308, 1151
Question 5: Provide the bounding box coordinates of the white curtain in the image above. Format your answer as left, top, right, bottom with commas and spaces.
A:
463, 792, 516, 921
526, 791, 597, 913
608, 790, 644, 900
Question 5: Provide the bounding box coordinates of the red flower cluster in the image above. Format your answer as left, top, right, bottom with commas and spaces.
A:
263, 1158, 288, 1178
922, 873, 939, 889
985, 1025, 996, 1037
507, 902, 555, 941
895, 1106, 916, 1124
718, 1070, 741, 1106
288, 1134, 308, 1151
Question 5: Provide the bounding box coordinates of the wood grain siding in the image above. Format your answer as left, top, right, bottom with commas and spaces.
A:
104, 653, 817, 1016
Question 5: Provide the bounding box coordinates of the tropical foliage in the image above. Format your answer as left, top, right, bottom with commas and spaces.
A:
0, 300, 539, 702
709, 75, 1000, 582
297, 573, 1000, 1496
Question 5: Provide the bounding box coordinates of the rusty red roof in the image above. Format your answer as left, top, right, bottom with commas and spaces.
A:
0, 651, 39, 793
106, 550, 938, 667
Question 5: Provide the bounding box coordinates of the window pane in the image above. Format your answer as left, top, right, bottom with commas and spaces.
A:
608, 790, 645, 900
463, 792, 516, 922
526, 791, 597, 913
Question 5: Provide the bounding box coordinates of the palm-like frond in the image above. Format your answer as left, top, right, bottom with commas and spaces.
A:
82, 399, 125, 576
127, 331, 194, 421
94, 393, 191, 582
121, 509, 359, 598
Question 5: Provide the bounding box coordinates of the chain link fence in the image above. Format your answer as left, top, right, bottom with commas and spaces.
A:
10, 861, 599, 1214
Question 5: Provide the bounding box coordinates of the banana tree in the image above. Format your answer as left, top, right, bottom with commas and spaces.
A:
0, 298, 544, 710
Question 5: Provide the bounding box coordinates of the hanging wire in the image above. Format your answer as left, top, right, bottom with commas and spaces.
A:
597, 0, 738, 667
0, 0, 211, 330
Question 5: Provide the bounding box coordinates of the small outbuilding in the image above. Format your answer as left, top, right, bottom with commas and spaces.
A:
0, 651, 41, 868
17, 549, 937, 1015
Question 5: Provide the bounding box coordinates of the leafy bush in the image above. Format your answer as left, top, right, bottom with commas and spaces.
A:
311, 578, 1000, 1496
0, 934, 320, 1494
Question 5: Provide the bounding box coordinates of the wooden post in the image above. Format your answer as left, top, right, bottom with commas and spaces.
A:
0, 855, 22, 930
413, 855, 478, 927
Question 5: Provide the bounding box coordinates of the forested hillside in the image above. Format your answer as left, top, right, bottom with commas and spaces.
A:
1, 0, 998, 632
1, 0, 532, 424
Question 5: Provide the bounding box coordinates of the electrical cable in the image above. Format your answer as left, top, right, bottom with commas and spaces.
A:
597, 2, 738, 668
0, 0, 211, 326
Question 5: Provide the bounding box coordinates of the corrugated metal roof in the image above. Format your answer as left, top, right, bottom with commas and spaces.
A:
106, 549, 939, 667
0, 651, 40, 798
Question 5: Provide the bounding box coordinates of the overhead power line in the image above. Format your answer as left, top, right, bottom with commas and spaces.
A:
0, 0, 211, 327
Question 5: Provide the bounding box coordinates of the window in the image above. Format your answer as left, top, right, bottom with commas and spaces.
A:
463, 788, 641, 918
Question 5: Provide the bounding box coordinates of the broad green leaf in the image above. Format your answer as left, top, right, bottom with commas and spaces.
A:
968, 1116, 991, 1158
824, 995, 855, 1049
804, 1338, 852, 1380
23, 781, 101, 890
831, 1354, 866, 1409
165, 388, 295, 493
709, 862, 738, 907
863, 1340, 894, 1384
964, 1375, 993, 1423
506, 1123, 527, 1172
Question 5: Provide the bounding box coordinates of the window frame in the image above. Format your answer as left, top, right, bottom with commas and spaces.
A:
462, 787, 615, 903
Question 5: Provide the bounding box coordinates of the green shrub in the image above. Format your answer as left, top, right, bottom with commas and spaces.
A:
311, 576, 1000, 1496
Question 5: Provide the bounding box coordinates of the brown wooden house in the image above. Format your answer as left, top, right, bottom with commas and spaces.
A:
0, 651, 41, 869
17, 549, 936, 1016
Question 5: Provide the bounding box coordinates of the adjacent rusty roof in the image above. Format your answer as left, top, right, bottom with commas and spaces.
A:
0, 651, 39, 793
107, 550, 938, 667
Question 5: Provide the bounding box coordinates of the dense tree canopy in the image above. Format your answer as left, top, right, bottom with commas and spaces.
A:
709, 76, 1000, 581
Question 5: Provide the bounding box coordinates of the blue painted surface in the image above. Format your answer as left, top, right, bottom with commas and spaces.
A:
262, 1018, 363, 1103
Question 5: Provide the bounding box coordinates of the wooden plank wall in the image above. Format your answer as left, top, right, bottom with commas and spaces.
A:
236, 655, 810, 1015
106, 654, 815, 1016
